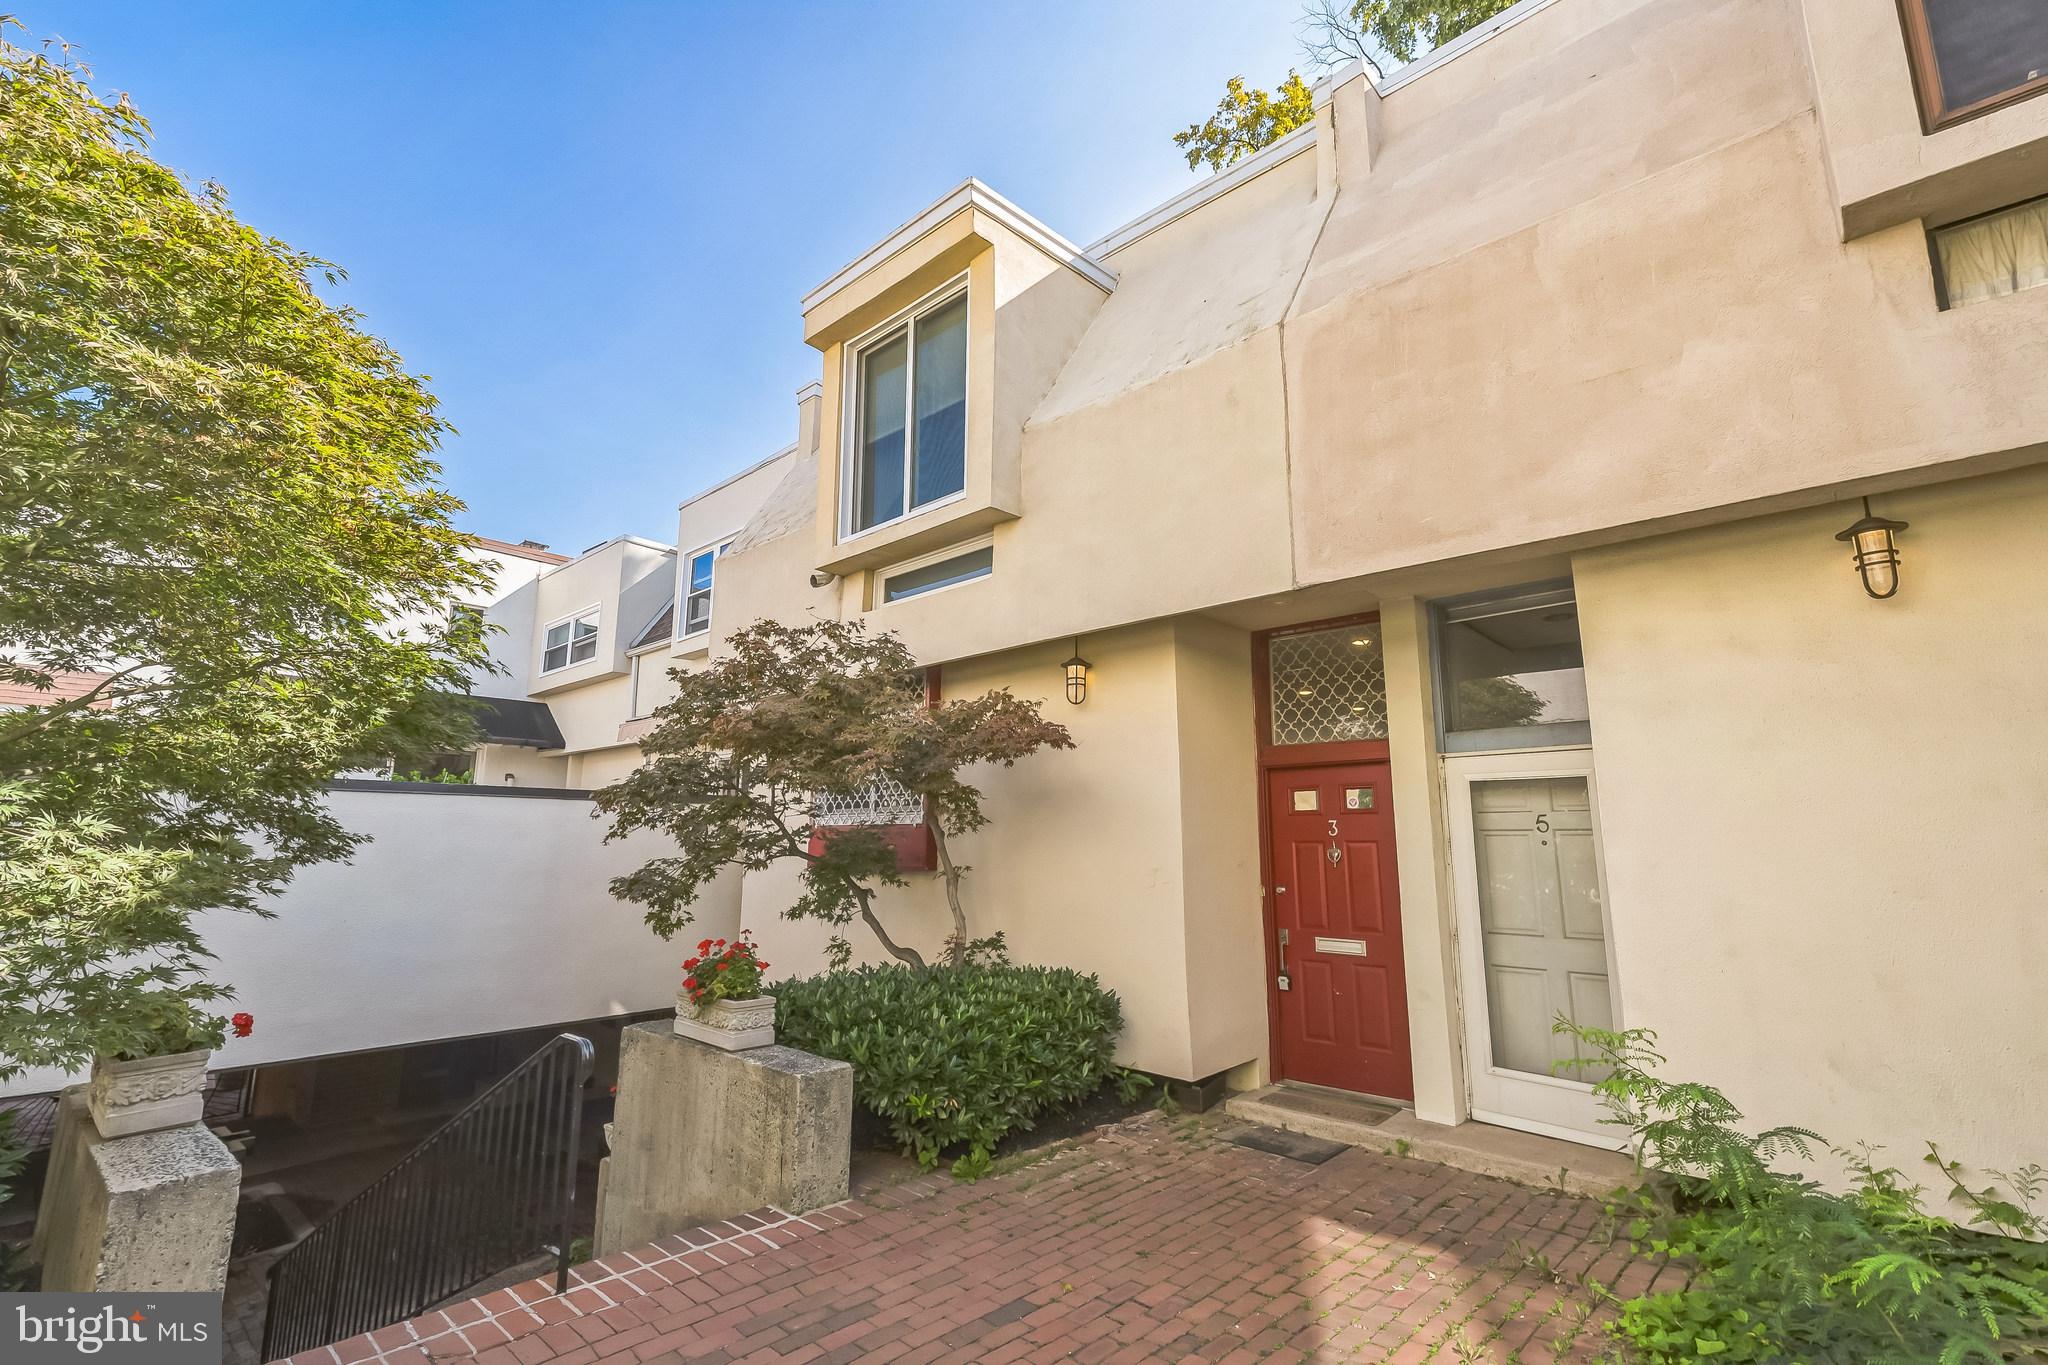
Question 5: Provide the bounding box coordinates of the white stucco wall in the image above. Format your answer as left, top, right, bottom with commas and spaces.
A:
0, 787, 741, 1097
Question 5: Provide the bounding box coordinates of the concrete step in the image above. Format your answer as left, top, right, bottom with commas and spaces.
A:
1224, 1084, 1639, 1200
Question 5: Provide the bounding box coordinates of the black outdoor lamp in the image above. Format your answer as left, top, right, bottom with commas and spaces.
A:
1062, 638, 1090, 705
1835, 497, 1909, 600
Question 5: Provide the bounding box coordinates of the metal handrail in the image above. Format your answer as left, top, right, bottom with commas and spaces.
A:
261, 1032, 595, 1361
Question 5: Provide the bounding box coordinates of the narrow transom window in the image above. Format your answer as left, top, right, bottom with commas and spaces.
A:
1898, 0, 2048, 130
880, 544, 992, 604
542, 609, 600, 673
1932, 195, 2048, 309
850, 291, 968, 534
1432, 583, 1590, 753
1267, 624, 1388, 745
682, 539, 734, 637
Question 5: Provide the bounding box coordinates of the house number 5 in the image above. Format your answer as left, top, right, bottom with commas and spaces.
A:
1535, 815, 1550, 833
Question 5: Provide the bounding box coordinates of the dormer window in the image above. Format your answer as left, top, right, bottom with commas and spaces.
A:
541, 608, 599, 674
847, 287, 968, 535
681, 539, 733, 638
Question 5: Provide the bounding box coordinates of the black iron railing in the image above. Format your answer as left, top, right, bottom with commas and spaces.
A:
261, 1032, 595, 1361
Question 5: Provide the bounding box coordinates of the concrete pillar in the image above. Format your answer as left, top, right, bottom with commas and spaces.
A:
1381, 595, 1471, 1128
595, 1022, 851, 1256
32, 1089, 240, 1292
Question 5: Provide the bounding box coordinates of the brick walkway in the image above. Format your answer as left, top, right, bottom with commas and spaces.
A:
279, 1112, 1669, 1364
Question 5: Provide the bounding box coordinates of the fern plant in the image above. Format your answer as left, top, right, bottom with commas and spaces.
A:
1559, 1021, 2048, 1363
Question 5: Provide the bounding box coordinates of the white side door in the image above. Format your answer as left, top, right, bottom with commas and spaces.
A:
1447, 749, 1624, 1147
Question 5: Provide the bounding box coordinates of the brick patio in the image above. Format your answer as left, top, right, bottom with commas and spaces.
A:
278, 1112, 1672, 1365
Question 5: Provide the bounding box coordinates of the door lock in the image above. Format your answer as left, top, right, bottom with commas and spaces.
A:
1276, 928, 1291, 991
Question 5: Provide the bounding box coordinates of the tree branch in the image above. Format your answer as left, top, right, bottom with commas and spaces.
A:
928, 816, 968, 967
850, 883, 925, 969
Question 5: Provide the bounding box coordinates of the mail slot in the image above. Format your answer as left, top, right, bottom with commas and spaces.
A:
1313, 936, 1367, 957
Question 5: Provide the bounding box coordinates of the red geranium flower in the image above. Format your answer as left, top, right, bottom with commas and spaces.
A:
715, 961, 730, 971
230, 1012, 254, 1039
683, 976, 698, 989
697, 939, 713, 953
683, 957, 700, 969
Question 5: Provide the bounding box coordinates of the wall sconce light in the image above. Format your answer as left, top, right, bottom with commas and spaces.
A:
1062, 638, 1090, 705
1834, 497, 1909, 600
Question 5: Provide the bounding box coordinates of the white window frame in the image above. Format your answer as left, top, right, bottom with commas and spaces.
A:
874, 535, 994, 607
679, 536, 736, 642
540, 605, 601, 676
839, 274, 971, 543
627, 645, 667, 719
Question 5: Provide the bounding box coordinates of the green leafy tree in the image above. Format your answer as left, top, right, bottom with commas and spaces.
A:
1302, 0, 1521, 71
0, 28, 489, 1074
1173, 72, 1316, 173
595, 620, 1072, 969
1452, 675, 1546, 729
1177, 0, 1518, 169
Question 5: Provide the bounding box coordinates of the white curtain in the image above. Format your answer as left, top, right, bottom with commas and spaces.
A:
1937, 197, 2048, 307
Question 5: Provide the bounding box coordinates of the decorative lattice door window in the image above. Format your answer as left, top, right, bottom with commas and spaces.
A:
1268, 624, 1389, 745
808, 776, 933, 871
811, 776, 923, 827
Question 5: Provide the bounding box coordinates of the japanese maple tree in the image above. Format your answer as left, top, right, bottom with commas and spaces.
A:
596, 620, 1072, 969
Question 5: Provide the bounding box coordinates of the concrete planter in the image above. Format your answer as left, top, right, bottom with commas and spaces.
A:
87, 1049, 210, 1138
674, 993, 775, 1051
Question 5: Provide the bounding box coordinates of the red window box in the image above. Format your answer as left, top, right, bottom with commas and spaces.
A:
806, 822, 936, 873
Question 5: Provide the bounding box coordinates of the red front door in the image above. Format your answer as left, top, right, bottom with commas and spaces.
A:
1266, 762, 1413, 1100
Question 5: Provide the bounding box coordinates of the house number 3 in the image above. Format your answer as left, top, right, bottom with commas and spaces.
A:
1326, 820, 1343, 865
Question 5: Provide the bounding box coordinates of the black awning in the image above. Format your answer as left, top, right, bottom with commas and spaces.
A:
467, 695, 565, 750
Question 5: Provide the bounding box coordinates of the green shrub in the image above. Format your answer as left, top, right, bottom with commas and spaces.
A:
0, 1111, 30, 1289
774, 963, 1123, 1176
1561, 1022, 2048, 1364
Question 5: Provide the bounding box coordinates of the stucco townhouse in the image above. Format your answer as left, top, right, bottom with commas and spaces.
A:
460, 0, 2048, 1177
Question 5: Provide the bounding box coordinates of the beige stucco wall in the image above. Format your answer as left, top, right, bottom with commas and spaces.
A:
1802, 0, 2048, 236
734, 621, 1268, 1081
544, 672, 636, 754
1169, 618, 1268, 1079
572, 0, 2048, 1159
530, 539, 674, 695
741, 0, 2048, 682
1289, 0, 2048, 593
1573, 465, 2048, 1176
676, 452, 793, 567
569, 744, 645, 792
1379, 597, 1469, 1128
472, 743, 570, 789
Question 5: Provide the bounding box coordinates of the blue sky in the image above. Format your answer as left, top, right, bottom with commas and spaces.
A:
29, 2, 1304, 554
